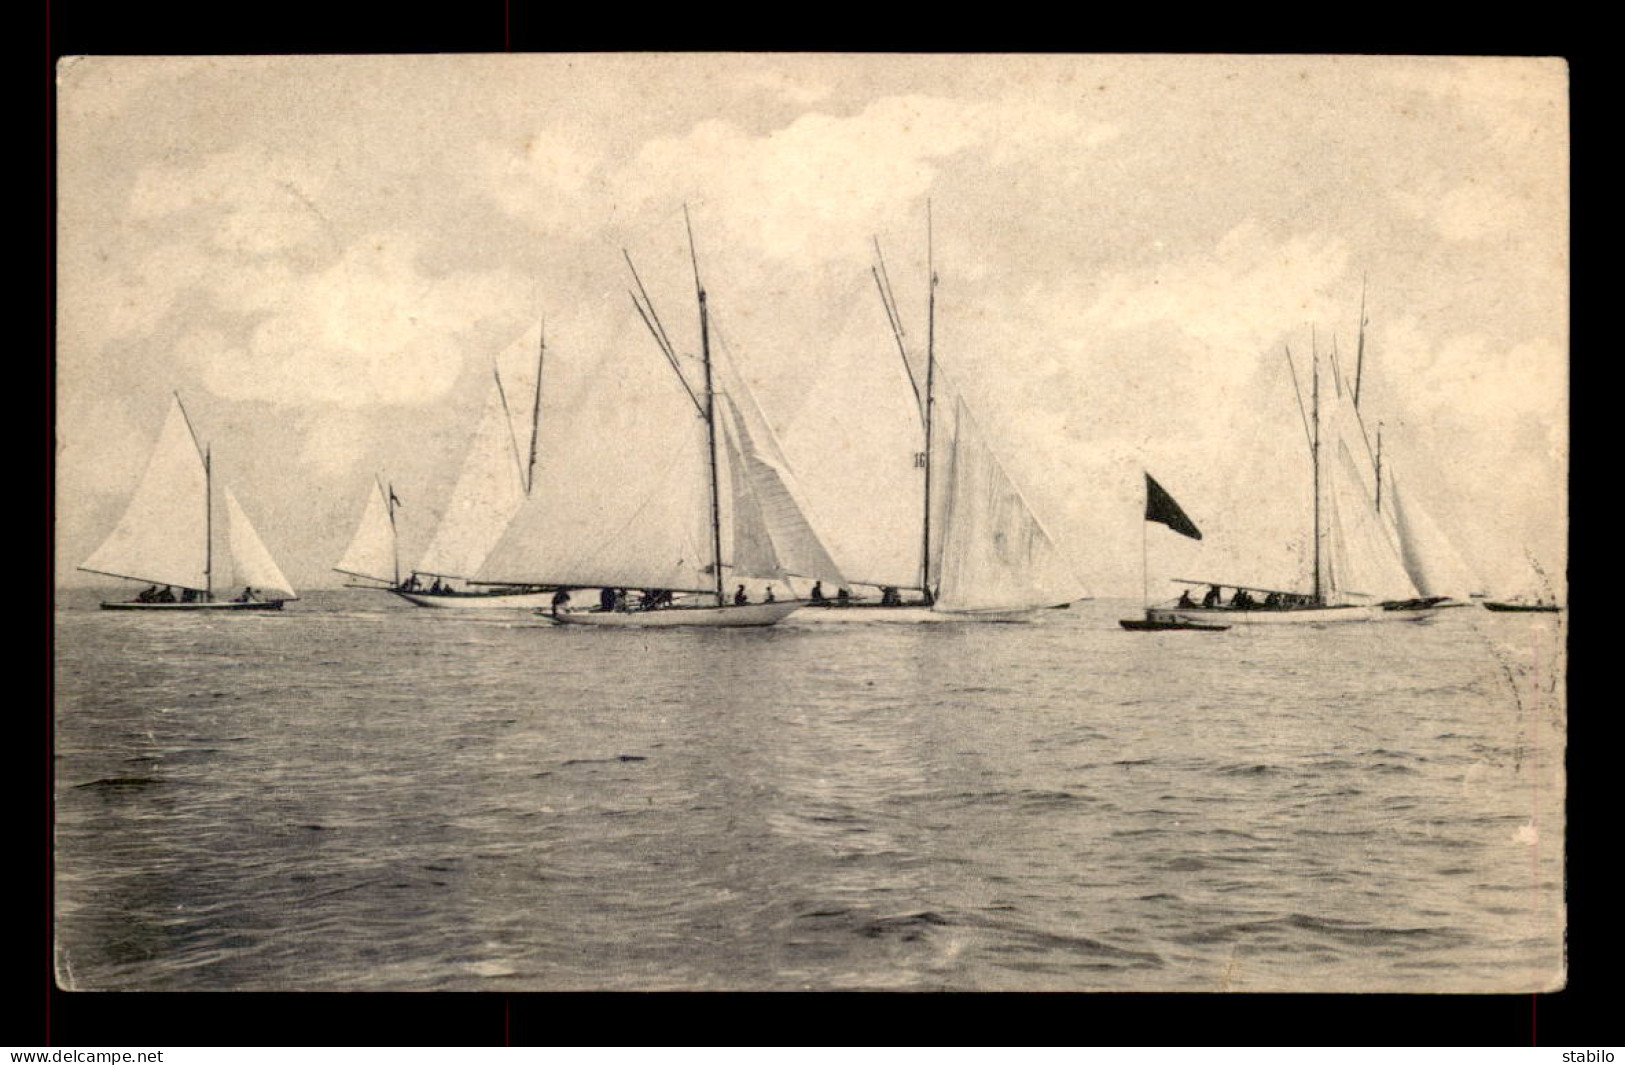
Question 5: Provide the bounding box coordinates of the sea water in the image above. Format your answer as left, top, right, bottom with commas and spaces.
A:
52, 590, 1565, 991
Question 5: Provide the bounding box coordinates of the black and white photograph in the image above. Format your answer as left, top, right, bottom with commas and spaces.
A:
52, 52, 1568, 994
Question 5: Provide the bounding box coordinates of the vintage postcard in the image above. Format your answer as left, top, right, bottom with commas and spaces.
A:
53, 53, 1567, 992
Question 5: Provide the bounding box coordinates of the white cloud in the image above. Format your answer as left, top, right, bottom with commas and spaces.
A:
472, 131, 602, 227
195, 232, 534, 408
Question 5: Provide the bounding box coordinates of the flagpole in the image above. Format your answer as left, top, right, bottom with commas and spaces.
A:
1142, 508, 1149, 611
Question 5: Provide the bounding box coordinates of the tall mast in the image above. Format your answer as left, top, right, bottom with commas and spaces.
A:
381, 475, 400, 587
527, 320, 546, 495
686, 207, 725, 606
1311, 338, 1322, 605
173, 393, 210, 599
1353, 274, 1368, 409
204, 445, 213, 601
920, 200, 938, 603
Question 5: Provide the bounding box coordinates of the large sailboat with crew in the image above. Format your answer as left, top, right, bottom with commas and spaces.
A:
333, 324, 557, 609
474, 210, 846, 627
80, 393, 298, 611
795, 205, 1085, 624
1147, 305, 1432, 626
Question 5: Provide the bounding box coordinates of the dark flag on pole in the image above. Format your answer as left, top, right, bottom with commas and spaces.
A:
1145, 473, 1202, 540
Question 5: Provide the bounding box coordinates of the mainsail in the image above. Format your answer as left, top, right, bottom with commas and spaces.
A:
78, 396, 210, 591
334, 479, 399, 585
412, 373, 531, 581
932, 394, 1083, 612
224, 487, 298, 599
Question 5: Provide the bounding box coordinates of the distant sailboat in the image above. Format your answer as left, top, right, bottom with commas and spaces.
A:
1484, 552, 1563, 612
474, 211, 845, 627
798, 206, 1085, 623
80, 393, 297, 611
333, 326, 558, 610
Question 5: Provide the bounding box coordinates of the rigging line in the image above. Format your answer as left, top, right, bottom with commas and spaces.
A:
492, 366, 529, 494
873, 237, 908, 344
527, 319, 545, 496
872, 265, 923, 411
628, 291, 703, 416
623, 248, 678, 362
1282, 344, 1314, 456
172, 391, 208, 463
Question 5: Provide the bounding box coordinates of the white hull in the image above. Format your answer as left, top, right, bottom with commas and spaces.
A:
788, 603, 1041, 624
1147, 604, 1391, 626
549, 599, 802, 628
393, 589, 558, 610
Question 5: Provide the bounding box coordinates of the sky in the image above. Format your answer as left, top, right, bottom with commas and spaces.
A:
54, 53, 1569, 597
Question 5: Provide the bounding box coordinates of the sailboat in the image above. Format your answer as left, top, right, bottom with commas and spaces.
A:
473, 212, 846, 627
1484, 552, 1563, 612
332, 326, 558, 610
80, 393, 298, 611
795, 206, 1084, 623
1147, 325, 1427, 626
1120, 473, 1229, 632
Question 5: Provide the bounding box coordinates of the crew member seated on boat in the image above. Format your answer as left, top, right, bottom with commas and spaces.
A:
880, 586, 900, 606
180, 588, 197, 603
1177, 589, 1195, 608
551, 588, 571, 616
1202, 585, 1222, 608
734, 585, 748, 605
1263, 591, 1281, 608
765, 587, 776, 603
235, 586, 256, 602
1231, 588, 1252, 608
836, 587, 851, 604
599, 587, 616, 612
154, 585, 176, 603
137, 585, 157, 602
810, 581, 824, 602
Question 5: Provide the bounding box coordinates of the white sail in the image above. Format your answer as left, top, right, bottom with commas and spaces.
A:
717, 386, 847, 587
79, 396, 210, 591
1385, 469, 1481, 599
1321, 424, 1420, 604
413, 379, 530, 580
334, 481, 398, 585
933, 395, 1084, 612
780, 287, 927, 592
223, 487, 297, 599
475, 337, 717, 593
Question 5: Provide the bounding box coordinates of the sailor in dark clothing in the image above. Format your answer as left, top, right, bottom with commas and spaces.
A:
1203, 584, 1222, 608
1231, 588, 1251, 608
765, 587, 776, 603
137, 585, 156, 602
1264, 591, 1281, 608
734, 585, 748, 605
810, 581, 824, 601
551, 588, 572, 616
836, 587, 851, 604
154, 585, 176, 603
599, 586, 616, 612
1177, 589, 1195, 608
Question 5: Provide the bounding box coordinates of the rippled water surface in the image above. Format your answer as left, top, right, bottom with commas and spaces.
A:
53, 590, 1566, 991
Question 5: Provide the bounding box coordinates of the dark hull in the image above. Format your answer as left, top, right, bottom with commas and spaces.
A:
1483, 602, 1562, 613
1120, 617, 1229, 632
101, 599, 286, 611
